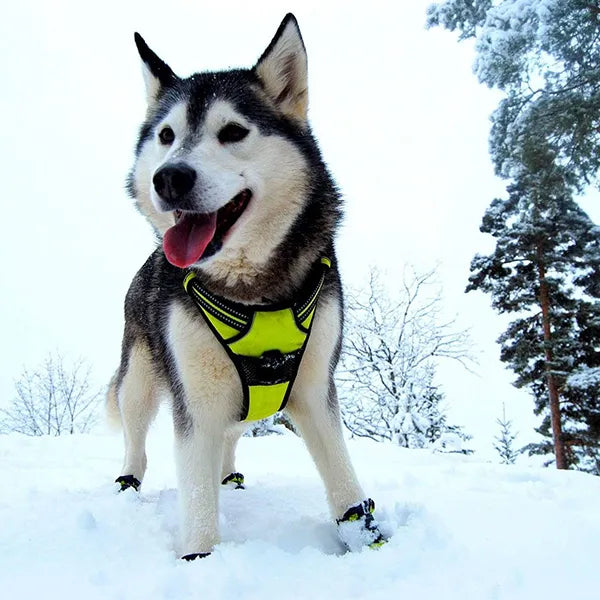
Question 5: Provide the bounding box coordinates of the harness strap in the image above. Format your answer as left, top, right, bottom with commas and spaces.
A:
184, 258, 331, 421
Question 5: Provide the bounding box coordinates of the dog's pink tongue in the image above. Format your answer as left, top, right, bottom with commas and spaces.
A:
163, 212, 217, 268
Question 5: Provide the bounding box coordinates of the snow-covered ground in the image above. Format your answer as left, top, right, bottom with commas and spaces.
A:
1, 415, 599, 600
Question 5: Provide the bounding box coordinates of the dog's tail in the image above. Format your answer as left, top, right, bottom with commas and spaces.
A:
105, 372, 122, 430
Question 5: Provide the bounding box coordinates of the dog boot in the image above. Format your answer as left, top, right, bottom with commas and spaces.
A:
182, 552, 211, 561
337, 498, 387, 551
221, 472, 245, 489
115, 474, 141, 492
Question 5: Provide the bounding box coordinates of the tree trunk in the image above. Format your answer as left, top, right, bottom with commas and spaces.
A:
537, 245, 568, 469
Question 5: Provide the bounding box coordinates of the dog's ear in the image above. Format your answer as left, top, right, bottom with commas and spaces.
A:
134, 33, 177, 103
254, 14, 308, 123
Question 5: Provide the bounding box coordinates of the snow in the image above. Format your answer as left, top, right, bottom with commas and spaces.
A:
432, 431, 466, 454
1, 416, 600, 600
568, 366, 600, 390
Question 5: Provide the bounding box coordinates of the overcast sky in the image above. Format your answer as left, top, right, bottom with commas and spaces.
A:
2, 0, 598, 455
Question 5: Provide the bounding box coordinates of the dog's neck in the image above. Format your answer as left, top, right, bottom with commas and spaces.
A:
191, 246, 327, 305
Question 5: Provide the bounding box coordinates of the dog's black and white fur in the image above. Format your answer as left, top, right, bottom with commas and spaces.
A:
107, 14, 383, 558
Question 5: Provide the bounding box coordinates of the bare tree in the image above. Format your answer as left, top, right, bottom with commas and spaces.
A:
338, 267, 472, 448
0, 353, 102, 436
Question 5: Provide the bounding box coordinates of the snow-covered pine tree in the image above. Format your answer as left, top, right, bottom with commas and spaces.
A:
494, 404, 518, 465
389, 373, 445, 448
427, 0, 600, 473
466, 142, 600, 472
338, 268, 471, 449
564, 366, 600, 474
426, 0, 600, 189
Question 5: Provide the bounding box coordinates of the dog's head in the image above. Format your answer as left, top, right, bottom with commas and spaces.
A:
128, 14, 339, 288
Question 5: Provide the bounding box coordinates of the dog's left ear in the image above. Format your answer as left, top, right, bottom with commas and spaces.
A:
134, 33, 177, 103
254, 14, 308, 123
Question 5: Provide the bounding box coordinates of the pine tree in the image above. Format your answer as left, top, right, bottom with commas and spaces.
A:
426, 0, 600, 190
427, 0, 600, 473
466, 142, 600, 472
564, 366, 600, 473
494, 404, 518, 464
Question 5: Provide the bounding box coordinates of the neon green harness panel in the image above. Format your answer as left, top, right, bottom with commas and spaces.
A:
183, 258, 330, 421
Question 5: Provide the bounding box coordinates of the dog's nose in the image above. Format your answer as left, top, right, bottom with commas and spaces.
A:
153, 163, 197, 203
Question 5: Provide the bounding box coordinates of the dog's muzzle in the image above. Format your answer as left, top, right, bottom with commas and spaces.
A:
153, 162, 197, 207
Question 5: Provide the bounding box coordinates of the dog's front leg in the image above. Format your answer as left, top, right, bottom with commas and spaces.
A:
175, 411, 226, 560
286, 382, 365, 515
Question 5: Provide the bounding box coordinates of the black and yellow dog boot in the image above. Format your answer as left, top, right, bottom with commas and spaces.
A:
337, 498, 387, 551
115, 474, 141, 492
221, 472, 245, 489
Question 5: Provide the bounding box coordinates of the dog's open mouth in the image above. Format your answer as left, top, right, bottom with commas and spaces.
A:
163, 189, 252, 268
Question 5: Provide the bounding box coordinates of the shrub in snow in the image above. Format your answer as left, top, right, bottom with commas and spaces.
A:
0, 353, 101, 436
245, 413, 296, 437
338, 268, 471, 450
433, 431, 473, 455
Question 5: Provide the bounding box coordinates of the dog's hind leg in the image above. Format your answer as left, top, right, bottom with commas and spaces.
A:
221, 425, 246, 489
113, 341, 160, 491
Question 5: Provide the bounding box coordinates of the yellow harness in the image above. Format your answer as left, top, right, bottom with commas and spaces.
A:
183, 258, 331, 421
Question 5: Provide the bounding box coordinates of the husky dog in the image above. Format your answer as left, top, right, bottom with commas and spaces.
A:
107, 14, 385, 560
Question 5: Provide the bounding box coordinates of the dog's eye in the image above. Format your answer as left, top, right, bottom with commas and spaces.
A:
158, 126, 175, 145
218, 123, 249, 144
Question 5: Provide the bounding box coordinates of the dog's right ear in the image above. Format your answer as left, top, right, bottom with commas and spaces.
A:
134, 33, 177, 103
254, 14, 308, 123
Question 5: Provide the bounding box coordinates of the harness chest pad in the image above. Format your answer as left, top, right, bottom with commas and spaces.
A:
183, 258, 331, 421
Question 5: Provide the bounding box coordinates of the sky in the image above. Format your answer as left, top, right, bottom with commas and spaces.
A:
2, 0, 598, 455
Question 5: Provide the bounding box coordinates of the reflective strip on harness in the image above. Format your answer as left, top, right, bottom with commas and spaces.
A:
183, 258, 330, 421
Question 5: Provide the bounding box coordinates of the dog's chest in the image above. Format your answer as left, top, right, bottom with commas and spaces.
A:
165, 293, 341, 420
167, 301, 242, 417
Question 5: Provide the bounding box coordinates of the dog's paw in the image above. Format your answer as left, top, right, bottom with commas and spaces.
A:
221, 472, 245, 489
181, 552, 211, 561
115, 474, 141, 492
337, 498, 388, 551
